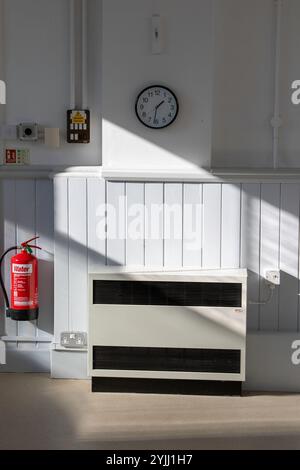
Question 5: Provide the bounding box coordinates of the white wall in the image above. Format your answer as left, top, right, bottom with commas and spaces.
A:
3, 0, 101, 166
213, 0, 300, 168
102, 0, 213, 171
3, 0, 300, 170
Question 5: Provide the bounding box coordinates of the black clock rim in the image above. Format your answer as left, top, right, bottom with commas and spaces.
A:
135, 85, 179, 130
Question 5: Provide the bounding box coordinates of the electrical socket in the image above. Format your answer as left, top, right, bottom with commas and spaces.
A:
60, 332, 87, 349
265, 270, 280, 285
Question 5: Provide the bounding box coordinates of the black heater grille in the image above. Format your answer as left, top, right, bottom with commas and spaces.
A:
93, 346, 241, 374
93, 280, 242, 307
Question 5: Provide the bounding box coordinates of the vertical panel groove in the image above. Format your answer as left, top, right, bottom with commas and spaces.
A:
163, 183, 165, 268
67, 178, 70, 331
181, 183, 184, 267
201, 184, 204, 268
298, 185, 300, 332
124, 183, 127, 266
277, 184, 282, 332
220, 184, 223, 268
143, 183, 146, 267
239, 184, 242, 269
258, 183, 262, 331
277, 184, 282, 331
105, 180, 108, 267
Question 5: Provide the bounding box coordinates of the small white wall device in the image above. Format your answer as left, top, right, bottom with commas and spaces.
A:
89, 269, 247, 395
152, 14, 163, 54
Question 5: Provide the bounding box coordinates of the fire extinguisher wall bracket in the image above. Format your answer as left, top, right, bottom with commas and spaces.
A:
6, 307, 39, 322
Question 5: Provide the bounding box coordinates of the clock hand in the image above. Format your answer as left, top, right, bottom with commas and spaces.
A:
153, 100, 165, 123
156, 100, 165, 110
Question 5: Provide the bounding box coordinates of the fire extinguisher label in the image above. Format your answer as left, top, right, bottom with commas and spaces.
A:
10, 251, 39, 312
12, 264, 33, 274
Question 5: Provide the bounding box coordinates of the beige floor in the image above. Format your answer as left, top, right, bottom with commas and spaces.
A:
1, 374, 300, 450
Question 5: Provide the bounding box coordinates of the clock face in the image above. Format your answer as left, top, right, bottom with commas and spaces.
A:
135, 85, 179, 129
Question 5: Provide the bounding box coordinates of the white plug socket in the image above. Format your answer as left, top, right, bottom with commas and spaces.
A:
265, 270, 280, 285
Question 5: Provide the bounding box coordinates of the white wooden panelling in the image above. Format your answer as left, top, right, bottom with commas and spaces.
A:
241, 184, 261, 331
126, 183, 145, 266
183, 184, 202, 267
68, 178, 88, 332
36, 180, 54, 347
2, 180, 17, 342
52, 177, 300, 340
202, 184, 222, 268
221, 184, 241, 269
145, 183, 164, 267
260, 184, 281, 331
279, 184, 300, 331
15, 180, 36, 349
54, 177, 69, 342
1, 179, 54, 363
164, 184, 183, 268
106, 182, 126, 266
87, 178, 106, 272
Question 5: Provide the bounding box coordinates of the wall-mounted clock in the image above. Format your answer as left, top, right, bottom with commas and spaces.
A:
135, 85, 179, 129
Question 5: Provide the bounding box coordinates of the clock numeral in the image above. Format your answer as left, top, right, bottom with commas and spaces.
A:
168, 113, 172, 118
162, 117, 166, 123
170, 105, 175, 111
154, 119, 159, 125
140, 104, 144, 110
148, 92, 154, 97
142, 112, 147, 118
143, 97, 149, 103
155, 90, 160, 96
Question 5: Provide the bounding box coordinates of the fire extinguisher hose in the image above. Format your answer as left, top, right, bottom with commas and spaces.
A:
0, 247, 18, 309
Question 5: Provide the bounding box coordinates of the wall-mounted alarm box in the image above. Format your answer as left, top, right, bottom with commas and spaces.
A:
18, 123, 38, 142
67, 110, 90, 143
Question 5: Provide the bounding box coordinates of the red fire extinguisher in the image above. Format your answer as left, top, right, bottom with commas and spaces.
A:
0, 236, 41, 321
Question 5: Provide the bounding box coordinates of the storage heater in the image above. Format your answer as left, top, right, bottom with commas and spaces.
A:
89, 269, 247, 395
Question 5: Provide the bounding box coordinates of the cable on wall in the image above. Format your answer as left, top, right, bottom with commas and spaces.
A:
249, 282, 276, 306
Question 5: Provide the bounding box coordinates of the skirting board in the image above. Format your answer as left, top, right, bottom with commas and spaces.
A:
0, 340, 5, 365
51, 349, 88, 379
245, 332, 300, 392
47, 332, 300, 393
0, 349, 50, 373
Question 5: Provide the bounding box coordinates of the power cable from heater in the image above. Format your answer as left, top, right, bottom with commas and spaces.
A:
249, 282, 276, 306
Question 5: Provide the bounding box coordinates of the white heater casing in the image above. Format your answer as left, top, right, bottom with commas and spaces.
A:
89, 269, 247, 383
